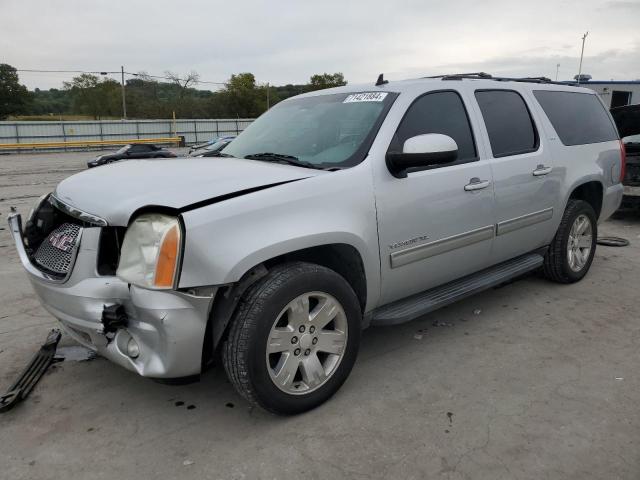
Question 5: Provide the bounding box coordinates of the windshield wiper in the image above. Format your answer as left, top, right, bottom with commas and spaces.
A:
207, 151, 234, 157
243, 152, 326, 170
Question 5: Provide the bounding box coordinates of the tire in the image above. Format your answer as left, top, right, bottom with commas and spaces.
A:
222, 262, 361, 415
543, 199, 597, 283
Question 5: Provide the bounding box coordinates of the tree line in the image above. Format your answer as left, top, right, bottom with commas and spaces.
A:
0, 63, 347, 120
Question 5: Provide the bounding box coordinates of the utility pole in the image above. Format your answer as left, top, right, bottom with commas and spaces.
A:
120, 65, 127, 119
577, 31, 588, 85
555, 63, 560, 81
266, 82, 270, 109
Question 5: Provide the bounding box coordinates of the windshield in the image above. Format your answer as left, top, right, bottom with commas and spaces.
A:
115, 145, 130, 154
222, 91, 396, 168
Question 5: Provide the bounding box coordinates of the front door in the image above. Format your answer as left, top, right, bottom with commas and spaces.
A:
374, 90, 495, 306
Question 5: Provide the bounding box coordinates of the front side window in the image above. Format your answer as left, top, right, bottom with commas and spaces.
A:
533, 90, 618, 146
222, 92, 397, 168
475, 90, 538, 157
388, 91, 477, 165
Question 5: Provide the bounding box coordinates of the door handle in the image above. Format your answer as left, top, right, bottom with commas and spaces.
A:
464, 178, 491, 191
533, 165, 553, 176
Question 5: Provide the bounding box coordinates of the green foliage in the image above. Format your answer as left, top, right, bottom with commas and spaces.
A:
29, 88, 72, 116
63, 74, 121, 119
308, 72, 347, 91
14, 70, 349, 120
0, 64, 30, 120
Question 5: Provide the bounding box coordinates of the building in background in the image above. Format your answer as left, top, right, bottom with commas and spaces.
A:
568, 75, 640, 108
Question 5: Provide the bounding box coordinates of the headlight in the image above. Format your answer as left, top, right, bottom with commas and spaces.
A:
116, 213, 182, 289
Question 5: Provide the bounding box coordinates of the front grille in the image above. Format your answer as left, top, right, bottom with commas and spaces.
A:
33, 223, 82, 275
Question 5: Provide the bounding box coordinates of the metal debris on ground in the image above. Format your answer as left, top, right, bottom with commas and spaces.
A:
473, 309, 482, 315
432, 320, 453, 327
53, 346, 97, 362
414, 328, 428, 339
183, 460, 195, 466
0, 329, 61, 413
597, 237, 630, 247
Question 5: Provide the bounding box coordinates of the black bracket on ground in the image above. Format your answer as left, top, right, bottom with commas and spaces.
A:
0, 329, 62, 413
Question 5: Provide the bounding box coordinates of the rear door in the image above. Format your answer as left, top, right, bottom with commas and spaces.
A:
473, 89, 559, 264
374, 89, 496, 305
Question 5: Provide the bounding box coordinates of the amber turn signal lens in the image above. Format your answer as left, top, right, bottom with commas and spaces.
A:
154, 224, 180, 288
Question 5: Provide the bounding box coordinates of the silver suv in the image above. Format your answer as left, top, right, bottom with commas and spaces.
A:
9, 73, 625, 414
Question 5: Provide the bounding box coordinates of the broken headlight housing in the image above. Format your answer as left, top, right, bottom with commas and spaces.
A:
116, 213, 182, 289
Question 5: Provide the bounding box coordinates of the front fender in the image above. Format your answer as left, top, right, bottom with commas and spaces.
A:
177, 167, 381, 311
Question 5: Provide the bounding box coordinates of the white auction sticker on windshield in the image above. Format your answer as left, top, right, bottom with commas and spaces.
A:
343, 92, 388, 103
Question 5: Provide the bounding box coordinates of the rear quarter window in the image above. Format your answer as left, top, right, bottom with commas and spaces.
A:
533, 91, 618, 146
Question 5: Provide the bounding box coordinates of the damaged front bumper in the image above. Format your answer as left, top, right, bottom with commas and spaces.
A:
8, 213, 215, 379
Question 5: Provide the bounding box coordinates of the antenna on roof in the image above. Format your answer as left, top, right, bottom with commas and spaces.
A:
375, 74, 388, 86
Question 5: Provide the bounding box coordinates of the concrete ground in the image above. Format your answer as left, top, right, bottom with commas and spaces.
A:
1, 151, 639, 480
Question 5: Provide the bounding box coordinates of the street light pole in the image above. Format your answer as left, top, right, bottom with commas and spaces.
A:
555, 63, 560, 81
576, 31, 589, 85
120, 65, 127, 119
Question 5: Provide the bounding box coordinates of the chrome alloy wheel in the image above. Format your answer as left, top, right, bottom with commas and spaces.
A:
567, 213, 593, 272
266, 292, 348, 395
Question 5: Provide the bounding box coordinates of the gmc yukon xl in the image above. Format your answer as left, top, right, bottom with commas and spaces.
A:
9, 73, 625, 414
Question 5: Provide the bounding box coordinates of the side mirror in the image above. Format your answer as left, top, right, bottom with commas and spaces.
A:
386, 134, 458, 178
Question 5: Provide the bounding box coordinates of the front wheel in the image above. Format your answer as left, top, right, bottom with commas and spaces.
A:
222, 262, 361, 415
543, 199, 597, 283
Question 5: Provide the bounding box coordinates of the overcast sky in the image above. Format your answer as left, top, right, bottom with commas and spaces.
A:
2, 0, 639, 91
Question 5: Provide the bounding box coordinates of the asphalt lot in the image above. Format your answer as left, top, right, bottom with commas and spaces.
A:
1, 150, 639, 479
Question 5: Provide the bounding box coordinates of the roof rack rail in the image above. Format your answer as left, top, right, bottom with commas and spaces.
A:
424, 73, 561, 84
493, 76, 555, 84
424, 72, 493, 80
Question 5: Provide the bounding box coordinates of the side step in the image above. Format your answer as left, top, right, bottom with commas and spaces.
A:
371, 253, 544, 326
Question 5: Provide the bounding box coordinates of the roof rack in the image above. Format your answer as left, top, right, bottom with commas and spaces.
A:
424, 72, 560, 84
424, 72, 492, 80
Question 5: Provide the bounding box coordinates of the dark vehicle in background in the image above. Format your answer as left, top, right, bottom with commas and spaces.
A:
87, 144, 177, 168
188, 137, 235, 157
188, 136, 236, 154
611, 104, 640, 209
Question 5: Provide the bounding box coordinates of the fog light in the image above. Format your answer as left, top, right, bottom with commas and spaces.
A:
127, 337, 140, 358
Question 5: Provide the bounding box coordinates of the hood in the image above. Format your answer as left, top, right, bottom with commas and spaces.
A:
611, 104, 640, 139
55, 157, 321, 225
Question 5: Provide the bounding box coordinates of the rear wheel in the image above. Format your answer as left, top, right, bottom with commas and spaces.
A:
222, 262, 361, 414
543, 199, 597, 283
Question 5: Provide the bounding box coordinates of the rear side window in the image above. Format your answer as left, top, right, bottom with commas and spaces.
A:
389, 91, 477, 165
533, 90, 618, 145
475, 90, 538, 157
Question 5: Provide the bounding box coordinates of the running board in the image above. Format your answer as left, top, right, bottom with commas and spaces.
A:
371, 253, 544, 326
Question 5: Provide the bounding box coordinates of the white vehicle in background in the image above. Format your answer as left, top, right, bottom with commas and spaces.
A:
10, 73, 624, 414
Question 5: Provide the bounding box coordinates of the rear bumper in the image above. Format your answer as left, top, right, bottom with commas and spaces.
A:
8, 213, 215, 379
623, 185, 640, 198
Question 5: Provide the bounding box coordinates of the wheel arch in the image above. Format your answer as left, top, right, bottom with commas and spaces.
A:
201, 242, 370, 367
567, 179, 603, 219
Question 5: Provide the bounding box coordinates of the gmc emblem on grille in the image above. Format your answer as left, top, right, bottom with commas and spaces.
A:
48, 231, 75, 253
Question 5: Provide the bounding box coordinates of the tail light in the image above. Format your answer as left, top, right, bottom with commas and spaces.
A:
619, 140, 626, 183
